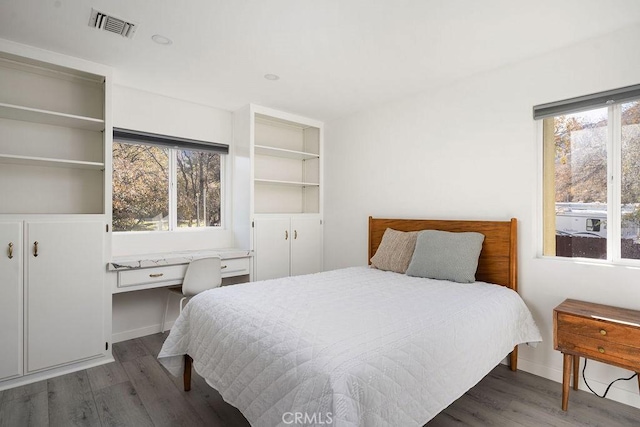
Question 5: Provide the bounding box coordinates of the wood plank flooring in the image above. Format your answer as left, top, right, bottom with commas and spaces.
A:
1, 332, 639, 426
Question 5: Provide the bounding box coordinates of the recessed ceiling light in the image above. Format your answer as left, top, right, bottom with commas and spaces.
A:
152, 34, 173, 45
264, 74, 280, 81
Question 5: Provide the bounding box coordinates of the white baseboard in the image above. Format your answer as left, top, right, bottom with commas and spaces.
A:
0, 355, 114, 392
112, 321, 175, 343
517, 358, 640, 409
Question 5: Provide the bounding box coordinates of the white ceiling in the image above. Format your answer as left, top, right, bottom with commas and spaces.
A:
2, 0, 640, 121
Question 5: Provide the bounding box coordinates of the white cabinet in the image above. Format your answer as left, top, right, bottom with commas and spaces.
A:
0, 47, 111, 388
233, 105, 324, 280
0, 220, 105, 379
290, 217, 322, 277
0, 222, 22, 381
254, 216, 322, 281
254, 217, 290, 280
25, 221, 104, 372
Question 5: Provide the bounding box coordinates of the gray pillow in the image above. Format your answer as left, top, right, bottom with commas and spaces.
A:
370, 228, 419, 274
406, 230, 485, 283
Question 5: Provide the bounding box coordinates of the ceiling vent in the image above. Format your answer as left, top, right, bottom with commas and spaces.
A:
88, 8, 137, 39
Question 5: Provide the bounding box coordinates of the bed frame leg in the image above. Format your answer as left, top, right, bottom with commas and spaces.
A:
510, 346, 518, 371
184, 354, 193, 391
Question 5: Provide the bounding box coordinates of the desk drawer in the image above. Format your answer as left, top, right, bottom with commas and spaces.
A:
221, 257, 250, 278
557, 313, 640, 346
118, 265, 187, 288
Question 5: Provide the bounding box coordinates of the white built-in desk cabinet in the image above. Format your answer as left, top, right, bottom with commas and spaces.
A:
109, 249, 252, 293
0, 47, 113, 389
233, 105, 323, 281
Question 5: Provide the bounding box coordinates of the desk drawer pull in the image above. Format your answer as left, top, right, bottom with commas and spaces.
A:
149, 273, 164, 278
598, 347, 605, 354
600, 329, 607, 336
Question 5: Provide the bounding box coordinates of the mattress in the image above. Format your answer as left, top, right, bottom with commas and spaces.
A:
158, 266, 541, 426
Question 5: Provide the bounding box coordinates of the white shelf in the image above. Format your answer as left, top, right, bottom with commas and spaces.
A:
254, 145, 319, 160
0, 153, 104, 170
0, 102, 104, 131
255, 179, 320, 187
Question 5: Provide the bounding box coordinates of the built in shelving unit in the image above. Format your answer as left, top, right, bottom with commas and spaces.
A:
0, 46, 111, 388
253, 113, 321, 214
0, 51, 107, 214
233, 105, 324, 281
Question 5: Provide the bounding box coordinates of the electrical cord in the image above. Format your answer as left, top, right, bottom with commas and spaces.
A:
582, 359, 638, 399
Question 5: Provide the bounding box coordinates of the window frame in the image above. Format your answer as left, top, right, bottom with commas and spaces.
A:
538, 102, 640, 266
112, 141, 226, 233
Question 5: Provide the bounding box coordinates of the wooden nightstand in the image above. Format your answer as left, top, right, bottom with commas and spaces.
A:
553, 299, 640, 411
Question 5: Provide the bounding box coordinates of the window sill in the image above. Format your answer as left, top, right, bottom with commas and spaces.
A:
536, 255, 640, 270
112, 227, 236, 257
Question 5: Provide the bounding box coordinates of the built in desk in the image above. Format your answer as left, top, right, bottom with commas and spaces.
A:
108, 248, 252, 293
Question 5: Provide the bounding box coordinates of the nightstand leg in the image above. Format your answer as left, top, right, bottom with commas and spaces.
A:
562, 353, 571, 411
572, 355, 579, 391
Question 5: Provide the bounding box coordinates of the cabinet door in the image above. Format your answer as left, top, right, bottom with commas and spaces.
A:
290, 217, 322, 276
25, 221, 104, 372
254, 217, 291, 281
0, 222, 22, 380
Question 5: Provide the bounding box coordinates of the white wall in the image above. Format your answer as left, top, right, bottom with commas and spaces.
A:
111, 84, 235, 257
111, 85, 235, 342
324, 24, 640, 408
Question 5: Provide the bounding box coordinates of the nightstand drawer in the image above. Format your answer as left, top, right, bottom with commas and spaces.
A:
557, 313, 640, 347
557, 331, 640, 369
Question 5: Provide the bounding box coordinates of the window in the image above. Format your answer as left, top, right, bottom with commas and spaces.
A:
586, 218, 601, 232
112, 129, 228, 232
537, 86, 640, 261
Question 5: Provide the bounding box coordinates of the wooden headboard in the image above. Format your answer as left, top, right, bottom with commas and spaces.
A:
368, 217, 518, 291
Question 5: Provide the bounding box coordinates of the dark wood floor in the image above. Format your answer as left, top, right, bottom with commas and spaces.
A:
1, 332, 639, 426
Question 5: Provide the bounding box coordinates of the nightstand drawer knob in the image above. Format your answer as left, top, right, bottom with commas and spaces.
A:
598, 347, 605, 354
600, 329, 607, 336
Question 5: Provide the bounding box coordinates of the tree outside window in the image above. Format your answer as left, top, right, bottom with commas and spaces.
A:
112, 142, 222, 232
542, 100, 640, 261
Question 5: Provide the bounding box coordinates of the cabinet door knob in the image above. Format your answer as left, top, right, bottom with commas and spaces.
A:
33, 241, 39, 257
600, 329, 607, 336
598, 347, 605, 354
8, 242, 13, 259
285, 230, 288, 240
294, 230, 298, 239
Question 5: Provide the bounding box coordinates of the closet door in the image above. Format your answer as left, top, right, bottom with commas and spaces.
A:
254, 217, 291, 281
290, 217, 322, 277
0, 222, 22, 380
25, 220, 104, 372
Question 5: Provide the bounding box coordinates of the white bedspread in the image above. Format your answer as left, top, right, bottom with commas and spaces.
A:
158, 267, 541, 426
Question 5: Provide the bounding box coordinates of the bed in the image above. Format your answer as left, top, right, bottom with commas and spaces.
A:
158, 217, 541, 426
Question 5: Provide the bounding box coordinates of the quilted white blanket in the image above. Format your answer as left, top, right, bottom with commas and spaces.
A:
158, 267, 541, 426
